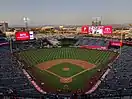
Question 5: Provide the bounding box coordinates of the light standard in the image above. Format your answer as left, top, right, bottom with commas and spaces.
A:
23, 17, 30, 31
92, 17, 101, 34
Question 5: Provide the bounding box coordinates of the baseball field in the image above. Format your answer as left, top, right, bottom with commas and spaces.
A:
17, 47, 118, 93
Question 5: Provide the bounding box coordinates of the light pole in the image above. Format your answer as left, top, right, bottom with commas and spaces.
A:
23, 17, 29, 31
95, 18, 98, 34
92, 17, 101, 34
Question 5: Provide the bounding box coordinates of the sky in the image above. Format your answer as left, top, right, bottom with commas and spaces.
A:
0, 0, 132, 26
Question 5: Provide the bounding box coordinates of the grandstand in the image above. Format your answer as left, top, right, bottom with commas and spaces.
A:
91, 46, 132, 98
75, 37, 109, 47
0, 36, 132, 99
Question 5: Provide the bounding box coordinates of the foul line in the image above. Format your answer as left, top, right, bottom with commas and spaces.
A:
44, 64, 96, 80
70, 67, 95, 79
44, 69, 62, 78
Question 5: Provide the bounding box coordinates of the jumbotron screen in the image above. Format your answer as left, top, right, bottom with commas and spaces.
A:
15, 31, 34, 41
81, 25, 112, 35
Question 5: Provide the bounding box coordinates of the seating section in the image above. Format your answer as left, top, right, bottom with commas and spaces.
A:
0, 46, 41, 98
75, 37, 109, 47
1, 40, 132, 98
91, 46, 132, 98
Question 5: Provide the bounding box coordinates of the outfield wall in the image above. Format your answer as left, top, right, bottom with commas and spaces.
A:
80, 45, 108, 50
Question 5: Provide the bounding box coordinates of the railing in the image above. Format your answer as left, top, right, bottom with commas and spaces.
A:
1, 94, 132, 99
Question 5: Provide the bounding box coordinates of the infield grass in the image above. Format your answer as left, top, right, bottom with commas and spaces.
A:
47, 62, 85, 77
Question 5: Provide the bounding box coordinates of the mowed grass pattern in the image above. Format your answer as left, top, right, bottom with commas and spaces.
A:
19, 48, 117, 91
19, 48, 115, 66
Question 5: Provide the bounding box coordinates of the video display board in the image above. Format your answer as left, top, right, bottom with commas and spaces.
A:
15, 31, 35, 41
15, 32, 30, 41
81, 25, 112, 35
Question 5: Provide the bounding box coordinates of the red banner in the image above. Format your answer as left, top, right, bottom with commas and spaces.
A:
103, 26, 112, 35
110, 41, 122, 47
15, 32, 30, 41
80, 45, 107, 50
81, 25, 89, 34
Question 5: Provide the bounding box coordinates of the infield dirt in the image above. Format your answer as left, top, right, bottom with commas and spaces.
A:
37, 59, 96, 70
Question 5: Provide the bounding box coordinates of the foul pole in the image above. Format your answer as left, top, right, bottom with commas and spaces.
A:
9, 35, 13, 54
119, 26, 123, 55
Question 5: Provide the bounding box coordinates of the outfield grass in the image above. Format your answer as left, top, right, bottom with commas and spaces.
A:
19, 48, 116, 66
18, 48, 118, 92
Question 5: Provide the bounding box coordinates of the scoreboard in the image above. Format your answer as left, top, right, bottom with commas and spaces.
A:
81, 25, 112, 35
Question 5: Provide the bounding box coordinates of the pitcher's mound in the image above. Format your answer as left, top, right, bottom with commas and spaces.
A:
63, 67, 70, 71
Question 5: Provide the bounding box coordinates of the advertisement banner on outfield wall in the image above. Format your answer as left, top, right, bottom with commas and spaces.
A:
80, 45, 107, 50
110, 41, 122, 47
81, 25, 89, 34
15, 31, 30, 41
103, 26, 112, 35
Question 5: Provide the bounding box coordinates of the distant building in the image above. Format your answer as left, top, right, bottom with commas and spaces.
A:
125, 28, 132, 38
5, 31, 16, 36
76, 27, 82, 33
0, 22, 8, 33
41, 26, 54, 31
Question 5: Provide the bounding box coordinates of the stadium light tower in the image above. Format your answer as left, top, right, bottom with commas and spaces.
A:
92, 17, 101, 34
23, 17, 30, 31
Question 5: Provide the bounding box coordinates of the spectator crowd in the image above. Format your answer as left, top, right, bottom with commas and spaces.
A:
0, 38, 132, 99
